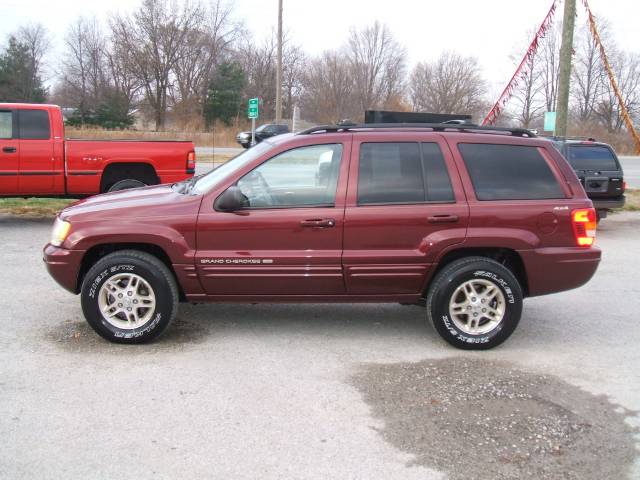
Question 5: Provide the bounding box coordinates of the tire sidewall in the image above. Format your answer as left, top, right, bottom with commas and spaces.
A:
430, 263, 522, 349
81, 257, 172, 343
108, 179, 146, 192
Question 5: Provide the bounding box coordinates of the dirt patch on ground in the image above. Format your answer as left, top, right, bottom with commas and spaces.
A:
351, 357, 637, 480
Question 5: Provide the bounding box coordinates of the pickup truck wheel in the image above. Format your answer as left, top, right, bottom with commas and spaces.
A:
107, 179, 147, 192
80, 250, 178, 344
426, 257, 523, 350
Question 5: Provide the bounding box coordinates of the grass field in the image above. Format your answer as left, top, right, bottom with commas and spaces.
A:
0, 198, 75, 217
619, 188, 639, 211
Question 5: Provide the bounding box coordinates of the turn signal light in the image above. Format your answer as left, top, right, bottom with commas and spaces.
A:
187, 151, 196, 171
571, 208, 597, 247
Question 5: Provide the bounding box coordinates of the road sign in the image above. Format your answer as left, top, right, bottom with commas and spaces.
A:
248, 97, 259, 119
544, 111, 556, 132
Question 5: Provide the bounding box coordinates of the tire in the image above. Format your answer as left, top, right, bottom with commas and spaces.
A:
80, 250, 179, 344
107, 179, 147, 192
426, 256, 523, 350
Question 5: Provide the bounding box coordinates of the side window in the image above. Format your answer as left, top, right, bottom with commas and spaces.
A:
358, 143, 423, 204
357, 142, 455, 205
19, 109, 51, 140
422, 143, 455, 202
237, 144, 343, 208
0, 111, 13, 139
459, 143, 564, 200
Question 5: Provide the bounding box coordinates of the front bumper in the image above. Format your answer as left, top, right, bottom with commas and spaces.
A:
591, 195, 625, 210
520, 246, 601, 297
43, 244, 84, 294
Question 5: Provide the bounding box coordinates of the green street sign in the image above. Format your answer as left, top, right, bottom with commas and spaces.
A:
248, 97, 259, 119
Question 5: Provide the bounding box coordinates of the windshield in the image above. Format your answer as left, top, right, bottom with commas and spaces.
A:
255, 124, 267, 133
567, 145, 619, 171
191, 141, 273, 194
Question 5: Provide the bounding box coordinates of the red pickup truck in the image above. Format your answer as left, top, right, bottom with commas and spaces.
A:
0, 103, 195, 196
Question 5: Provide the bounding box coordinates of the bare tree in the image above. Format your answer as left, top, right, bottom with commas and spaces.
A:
410, 51, 487, 118
508, 31, 546, 128
300, 51, 355, 123
172, 0, 242, 124
540, 24, 561, 113
345, 21, 406, 114
15, 23, 51, 97
110, 0, 203, 130
594, 51, 640, 132
58, 17, 109, 123
235, 36, 277, 118
572, 22, 608, 123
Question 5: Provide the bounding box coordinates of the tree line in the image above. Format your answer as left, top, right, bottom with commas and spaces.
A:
0, 0, 638, 135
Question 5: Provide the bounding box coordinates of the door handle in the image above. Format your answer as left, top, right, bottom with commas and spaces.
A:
2, 146, 16, 153
428, 214, 459, 224
300, 218, 336, 228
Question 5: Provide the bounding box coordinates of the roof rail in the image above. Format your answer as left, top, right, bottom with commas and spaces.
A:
297, 122, 537, 138
543, 135, 597, 142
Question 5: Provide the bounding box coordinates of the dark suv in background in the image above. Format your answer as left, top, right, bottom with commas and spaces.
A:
44, 123, 601, 350
236, 123, 290, 148
550, 138, 626, 220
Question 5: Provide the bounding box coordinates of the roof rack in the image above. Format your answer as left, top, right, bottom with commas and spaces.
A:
542, 135, 596, 142
297, 122, 537, 138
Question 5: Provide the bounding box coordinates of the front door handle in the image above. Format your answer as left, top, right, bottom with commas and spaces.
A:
428, 214, 459, 224
2, 146, 16, 153
300, 218, 336, 228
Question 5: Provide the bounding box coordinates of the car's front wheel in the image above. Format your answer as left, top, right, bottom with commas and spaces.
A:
80, 250, 178, 343
426, 256, 523, 350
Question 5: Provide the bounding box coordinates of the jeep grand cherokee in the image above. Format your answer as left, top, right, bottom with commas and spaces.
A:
44, 123, 601, 349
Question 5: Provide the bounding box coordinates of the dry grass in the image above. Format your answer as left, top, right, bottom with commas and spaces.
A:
66, 125, 241, 148
619, 189, 640, 211
0, 197, 75, 217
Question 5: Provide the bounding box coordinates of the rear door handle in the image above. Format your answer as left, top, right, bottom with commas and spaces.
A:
2, 146, 16, 153
428, 214, 459, 224
300, 218, 336, 228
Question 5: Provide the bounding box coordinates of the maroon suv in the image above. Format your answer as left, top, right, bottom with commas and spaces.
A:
44, 123, 601, 349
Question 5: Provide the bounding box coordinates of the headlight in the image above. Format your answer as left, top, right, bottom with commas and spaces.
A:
50, 217, 71, 247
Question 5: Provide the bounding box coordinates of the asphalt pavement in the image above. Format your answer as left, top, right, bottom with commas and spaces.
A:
1, 212, 639, 479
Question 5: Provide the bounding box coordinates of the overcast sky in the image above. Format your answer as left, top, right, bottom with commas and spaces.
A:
1, 0, 638, 96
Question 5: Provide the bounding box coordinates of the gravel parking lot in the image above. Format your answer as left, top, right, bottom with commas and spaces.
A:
1, 212, 639, 479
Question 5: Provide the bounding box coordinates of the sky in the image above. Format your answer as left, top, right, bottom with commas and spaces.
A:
1, 0, 639, 97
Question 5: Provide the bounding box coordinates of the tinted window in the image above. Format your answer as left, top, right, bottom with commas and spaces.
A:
459, 143, 564, 200
0, 111, 12, 139
19, 110, 50, 140
237, 144, 342, 208
422, 143, 454, 202
358, 143, 424, 204
567, 145, 619, 171
357, 142, 454, 205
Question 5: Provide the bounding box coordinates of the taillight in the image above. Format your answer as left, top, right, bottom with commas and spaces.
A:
622, 181, 627, 193
571, 208, 597, 247
187, 151, 196, 171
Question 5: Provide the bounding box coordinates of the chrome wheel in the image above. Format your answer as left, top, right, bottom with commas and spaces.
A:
449, 279, 506, 335
97, 273, 156, 329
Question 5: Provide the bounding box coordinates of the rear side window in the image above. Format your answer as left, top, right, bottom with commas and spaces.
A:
358, 142, 454, 205
567, 145, 619, 171
0, 111, 12, 139
19, 109, 50, 140
459, 144, 564, 200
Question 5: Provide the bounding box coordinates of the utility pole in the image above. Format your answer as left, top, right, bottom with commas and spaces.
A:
556, 0, 576, 137
275, 0, 283, 124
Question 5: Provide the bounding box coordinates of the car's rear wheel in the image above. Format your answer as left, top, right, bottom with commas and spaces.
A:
426, 256, 523, 350
80, 250, 178, 343
107, 179, 147, 192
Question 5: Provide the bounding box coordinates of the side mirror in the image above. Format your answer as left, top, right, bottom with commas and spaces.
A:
214, 186, 247, 212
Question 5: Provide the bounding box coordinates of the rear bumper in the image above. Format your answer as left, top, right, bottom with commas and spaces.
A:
591, 195, 625, 210
519, 246, 601, 297
43, 244, 84, 294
